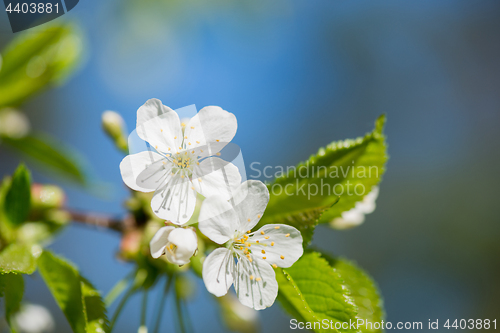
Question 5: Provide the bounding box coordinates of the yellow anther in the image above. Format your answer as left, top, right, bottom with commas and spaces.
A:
275, 226, 280, 229
155, 145, 158, 149
261, 250, 266, 254
160, 129, 163, 132
247, 230, 251, 234
192, 150, 195, 153
198, 178, 202, 182
247, 218, 251, 222
271, 242, 275, 246
257, 215, 261, 218
200, 149, 204, 152
280, 255, 285, 260
196, 141, 200, 144
179, 147, 182, 150
272, 264, 277, 268
285, 233, 290, 237
216, 152, 221, 156
249, 275, 254, 280
245, 243, 251, 247
249, 257, 253, 262
196, 162, 200, 165
256, 277, 261, 281
216, 139, 220, 142
265, 236, 269, 239
191, 187, 195, 190
261, 231, 265, 235
191, 126, 194, 129
168, 148, 171, 151
256, 240, 259, 243
262, 257, 266, 259
184, 136, 188, 139
174, 136, 177, 139
181, 175, 185, 178
181, 123, 186, 127
188, 142, 191, 145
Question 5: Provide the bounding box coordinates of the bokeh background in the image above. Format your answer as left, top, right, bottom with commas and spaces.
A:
1, 0, 500, 332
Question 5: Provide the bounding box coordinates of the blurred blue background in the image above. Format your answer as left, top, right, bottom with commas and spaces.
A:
1, 0, 500, 332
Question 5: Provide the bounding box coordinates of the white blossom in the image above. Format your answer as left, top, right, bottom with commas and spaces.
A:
120, 99, 241, 224
150, 226, 198, 265
330, 186, 379, 229
199, 180, 303, 310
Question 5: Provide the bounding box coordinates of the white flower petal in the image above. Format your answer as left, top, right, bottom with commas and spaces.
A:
198, 195, 239, 244
136, 159, 172, 191
250, 224, 303, 268
119, 151, 165, 192
136, 99, 182, 153
168, 228, 198, 259
150, 226, 175, 258
203, 248, 234, 297
232, 180, 269, 232
151, 178, 197, 224
193, 157, 241, 200
234, 257, 278, 310
184, 106, 237, 152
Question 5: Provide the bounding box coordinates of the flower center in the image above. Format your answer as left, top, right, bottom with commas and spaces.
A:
171, 151, 198, 176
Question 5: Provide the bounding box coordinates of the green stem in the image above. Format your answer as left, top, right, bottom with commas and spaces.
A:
175, 292, 187, 333
140, 290, 148, 327
182, 299, 194, 333
109, 285, 136, 333
105, 271, 134, 307
152, 275, 173, 333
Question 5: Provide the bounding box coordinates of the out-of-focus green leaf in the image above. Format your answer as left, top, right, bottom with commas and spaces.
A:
262, 115, 387, 228
4, 164, 31, 227
81, 277, 110, 333
0, 23, 83, 107
322, 255, 385, 333
276, 252, 357, 333
0, 273, 24, 328
3, 134, 87, 185
0, 244, 38, 274
38, 251, 87, 333
38, 251, 109, 333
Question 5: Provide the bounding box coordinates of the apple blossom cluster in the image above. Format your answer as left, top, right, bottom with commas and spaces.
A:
119, 99, 304, 309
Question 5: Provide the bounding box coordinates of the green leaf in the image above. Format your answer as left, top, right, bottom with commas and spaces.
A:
0, 273, 24, 329
38, 251, 87, 333
0, 23, 83, 107
322, 255, 385, 333
262, 115, 387, 227
276, 252, 357, 333
0, 244, 39, 274
3, 134, 87, 185
81, 277, 110, 333
38, 251, 109, 333
4, 164, 31, 227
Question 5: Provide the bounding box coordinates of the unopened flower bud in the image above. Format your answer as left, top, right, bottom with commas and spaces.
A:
31, 184, 65, 210
102, 110, 128, 152
120, 229, 142, 260
330, 186, 379, 230
13, 303, 55, 333
0, 108, 30, 139
150, 226, 197, 266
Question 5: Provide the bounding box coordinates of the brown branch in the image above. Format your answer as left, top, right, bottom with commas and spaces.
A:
68, 210, 135, 233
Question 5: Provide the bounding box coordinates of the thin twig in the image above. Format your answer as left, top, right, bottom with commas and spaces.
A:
68, 210, 134, 232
